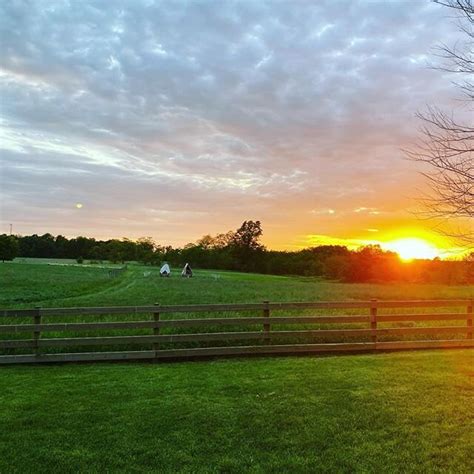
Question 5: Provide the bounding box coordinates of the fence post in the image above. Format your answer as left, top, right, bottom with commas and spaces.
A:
263, 300, 270, 343
370, 299, 377, 345
153, 303, 160, 357
33, 306, 41, 357
467, 299, 473, 340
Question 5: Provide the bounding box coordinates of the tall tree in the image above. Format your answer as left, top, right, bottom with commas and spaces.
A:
407, 0, 473, 243
230, 220, 265, 271
231, 220, 265, 251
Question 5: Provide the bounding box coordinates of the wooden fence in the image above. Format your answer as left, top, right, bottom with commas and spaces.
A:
0, 299, 473, 364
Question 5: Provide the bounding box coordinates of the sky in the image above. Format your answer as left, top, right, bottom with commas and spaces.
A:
0, 0, 470, 253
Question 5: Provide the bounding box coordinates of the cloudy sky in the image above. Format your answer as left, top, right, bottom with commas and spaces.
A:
0, 0, 468, 250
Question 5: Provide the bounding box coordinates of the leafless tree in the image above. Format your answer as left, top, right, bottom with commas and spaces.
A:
407, 0, 473, 244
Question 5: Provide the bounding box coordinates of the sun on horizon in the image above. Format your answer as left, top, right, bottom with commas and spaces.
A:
382, 238, 440, 261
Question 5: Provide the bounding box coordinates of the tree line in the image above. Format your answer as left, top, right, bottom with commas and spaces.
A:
0, 220, 473, 284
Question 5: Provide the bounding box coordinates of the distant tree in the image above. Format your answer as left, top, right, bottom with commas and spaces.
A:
196, 231, 235, 249
230, 220, 265, 271
464, 250, 474, 282
343, 245, 400, 283
195, 234, 215, 250
106, 239, 125, 263
213, 231, 235, 249
119, 238, 138, 261
231, 220, 264, 251
0, 234, 19, 262
136, 237, 156, 265
67, 236, 96, 259
10, 229, 474, 283
19, 233, 56, 258
55, 235, 68, 258
89, 245, 103, 261
407, 0, 473, 243
18, 234, 55, 257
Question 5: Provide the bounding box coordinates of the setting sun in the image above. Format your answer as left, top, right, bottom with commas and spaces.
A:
383, 238, 439, 261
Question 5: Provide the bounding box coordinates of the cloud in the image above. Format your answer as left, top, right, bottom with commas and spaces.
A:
0, 0, 467, 247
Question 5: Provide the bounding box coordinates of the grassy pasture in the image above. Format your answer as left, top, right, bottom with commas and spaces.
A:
0, 261, 473, 472
2, 259, 474, 308
1, 260, 474, 354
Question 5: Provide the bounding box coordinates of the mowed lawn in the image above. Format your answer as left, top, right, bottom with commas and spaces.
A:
1, 261, 473, 472
1, 350, 473, 473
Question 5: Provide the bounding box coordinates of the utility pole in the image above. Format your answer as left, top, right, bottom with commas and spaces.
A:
9, 224, 12, 235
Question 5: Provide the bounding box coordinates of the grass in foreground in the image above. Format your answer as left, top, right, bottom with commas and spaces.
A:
1, 350, 473, 473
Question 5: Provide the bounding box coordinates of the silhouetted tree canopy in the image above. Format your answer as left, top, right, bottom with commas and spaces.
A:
3, 220, 474, 283
0, 235, 19, 262
229, 220, 265, 271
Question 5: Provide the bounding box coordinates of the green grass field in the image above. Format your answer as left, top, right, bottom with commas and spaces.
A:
2, 260, 473, 352
1, 260, 473, 472
1, 351, 473, 473
2, 260, 473, 308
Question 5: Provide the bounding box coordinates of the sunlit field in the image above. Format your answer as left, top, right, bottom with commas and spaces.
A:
1, 351, 473, 472
3, 0, 473, 470
2, 259, 473, 309
1, 259, 473, 353
1, 260, 473, 472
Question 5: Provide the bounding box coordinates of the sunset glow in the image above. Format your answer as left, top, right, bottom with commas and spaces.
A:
383, 238, 440, 261
1, 2, 473, 473
0, 1, 470, 256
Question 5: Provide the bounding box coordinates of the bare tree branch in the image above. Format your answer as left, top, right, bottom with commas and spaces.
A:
407, 0, 473, 244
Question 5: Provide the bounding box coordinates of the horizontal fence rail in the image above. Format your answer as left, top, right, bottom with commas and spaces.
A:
0, 299, 472, 364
